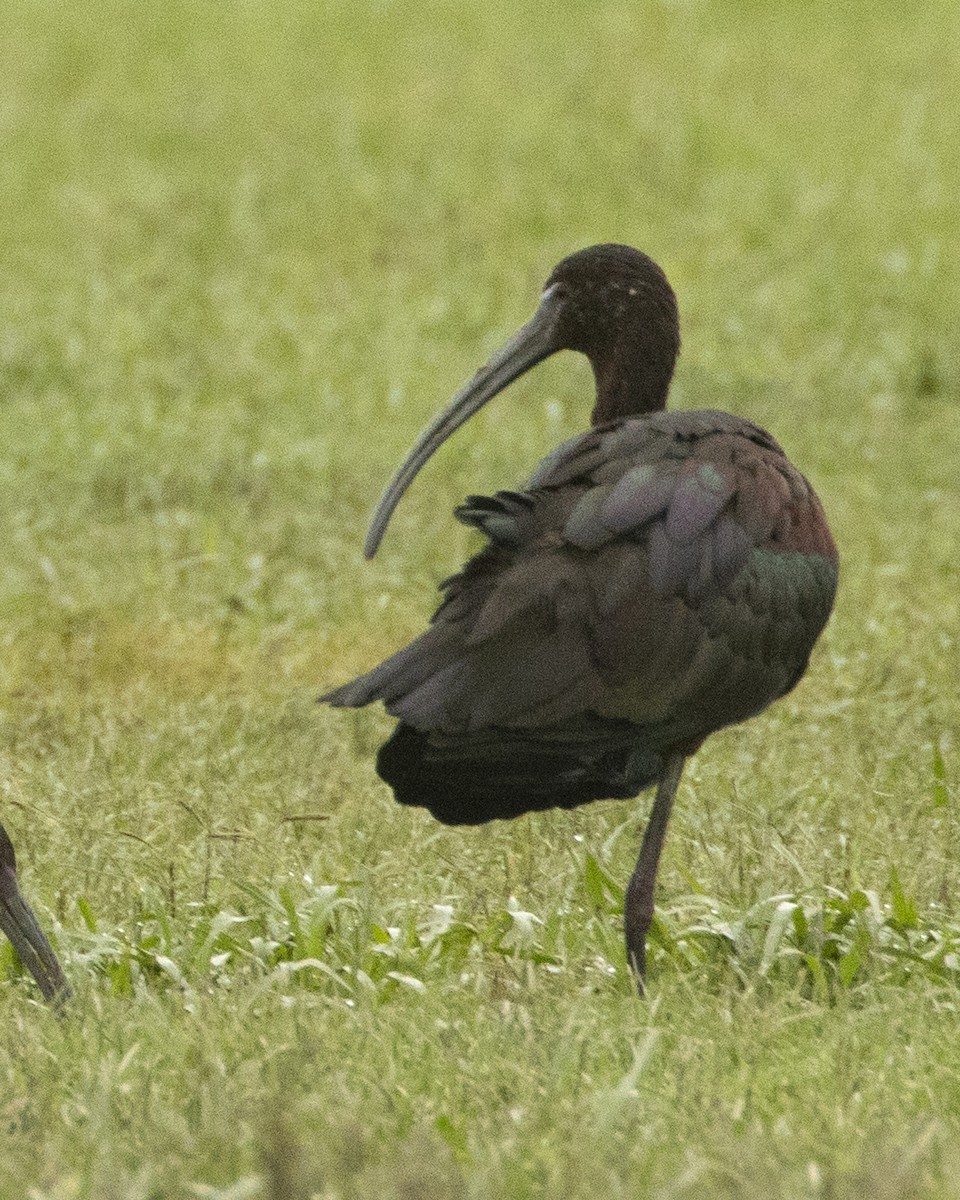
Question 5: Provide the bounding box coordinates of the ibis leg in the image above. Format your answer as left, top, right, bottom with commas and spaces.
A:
625, 753, 686, 992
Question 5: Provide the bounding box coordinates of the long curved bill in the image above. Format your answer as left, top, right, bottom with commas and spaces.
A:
0, 832, 70, 1007
364, 286, 565, 559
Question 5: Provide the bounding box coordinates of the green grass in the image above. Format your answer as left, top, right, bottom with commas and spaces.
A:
2, 0, 960, 1195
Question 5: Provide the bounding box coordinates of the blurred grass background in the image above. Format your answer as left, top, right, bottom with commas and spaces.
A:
2, 0, 960, 1196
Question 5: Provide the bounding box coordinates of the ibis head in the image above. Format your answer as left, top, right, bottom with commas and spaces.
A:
0, 823, 70, 1006
364, 244, 681, 558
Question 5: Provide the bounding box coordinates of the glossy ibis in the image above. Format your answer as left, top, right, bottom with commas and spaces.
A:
0, 820, 70, 1004
324, 244, 838, 989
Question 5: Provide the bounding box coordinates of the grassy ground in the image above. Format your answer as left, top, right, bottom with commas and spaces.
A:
2, 0, 960, 1195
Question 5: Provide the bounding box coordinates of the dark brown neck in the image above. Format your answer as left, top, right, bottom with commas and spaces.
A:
589, 347, 675, 425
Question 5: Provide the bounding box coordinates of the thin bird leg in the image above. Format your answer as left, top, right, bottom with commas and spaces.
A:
624, 752, 686, 993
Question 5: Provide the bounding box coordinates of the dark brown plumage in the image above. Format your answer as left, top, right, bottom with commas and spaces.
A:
0, 821, 70, 1005
324, 245, 838, 989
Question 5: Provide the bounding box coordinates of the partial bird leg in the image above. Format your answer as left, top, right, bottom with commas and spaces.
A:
0, 822, 70, 1007
624, 753, 686, 994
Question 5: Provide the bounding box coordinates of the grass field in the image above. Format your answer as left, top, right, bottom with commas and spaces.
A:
2, 0, 960, 1195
